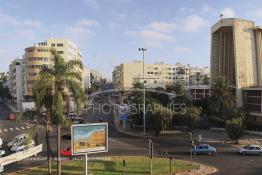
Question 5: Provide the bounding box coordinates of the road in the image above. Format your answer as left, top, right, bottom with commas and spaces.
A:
1, 102, 262, 174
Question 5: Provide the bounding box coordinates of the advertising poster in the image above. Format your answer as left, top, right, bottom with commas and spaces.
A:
71, 123, 108, 155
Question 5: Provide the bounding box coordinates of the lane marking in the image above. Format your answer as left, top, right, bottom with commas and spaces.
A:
15, 127, 20, 130
4, 129, 8, 132
26, 126, 30, 129
9, 128, 14, 131
21, 126, 25, 130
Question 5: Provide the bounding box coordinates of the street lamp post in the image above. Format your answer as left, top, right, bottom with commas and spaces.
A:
138, 48, 147, 136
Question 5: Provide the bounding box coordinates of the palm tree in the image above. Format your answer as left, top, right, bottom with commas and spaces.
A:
210, 76, 236, 119
33, 49, 84, 175
34, 73, 54, 174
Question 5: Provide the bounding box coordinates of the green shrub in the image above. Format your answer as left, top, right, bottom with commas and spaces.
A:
226, 117, 244, 144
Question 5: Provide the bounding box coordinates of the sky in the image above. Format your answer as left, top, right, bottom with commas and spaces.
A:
1, 0, 262, 79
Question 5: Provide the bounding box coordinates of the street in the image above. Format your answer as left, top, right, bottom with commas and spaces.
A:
1, 102, 262, 174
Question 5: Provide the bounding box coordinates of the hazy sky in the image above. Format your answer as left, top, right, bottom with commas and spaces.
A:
1, 0, 262, 78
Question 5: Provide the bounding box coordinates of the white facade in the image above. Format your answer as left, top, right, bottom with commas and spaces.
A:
112, 61, 209, 90
8, 58, 24, 103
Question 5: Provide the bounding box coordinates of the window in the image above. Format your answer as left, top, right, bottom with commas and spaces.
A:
51, 43, 55, 47
154, 80, 157, 84
57, 51, 63, 54
57, 43, 63, 47
144, 80, 147, 83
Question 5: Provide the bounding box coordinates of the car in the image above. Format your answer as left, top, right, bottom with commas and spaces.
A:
192, 144, 216, 155
8, 113, 16, 120
11, 140, 35, 152
61, 147, 72, 156
0, 137, 2, 148
0, 164, 4, 173
68, 114, 84, 124
7, 133, 28, 148
239, 145, 262, 155
0, 150, 6, 157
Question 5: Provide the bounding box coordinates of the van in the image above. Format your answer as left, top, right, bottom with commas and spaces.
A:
7, 133, 28, 148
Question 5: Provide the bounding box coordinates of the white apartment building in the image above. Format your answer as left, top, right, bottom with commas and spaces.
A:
112, 61, 209, 90
23, 38, 84, 98
8, 58, 24, 103
7, 38, 85, 105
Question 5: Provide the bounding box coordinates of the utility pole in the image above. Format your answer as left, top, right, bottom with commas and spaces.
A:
138, 48, 147, 136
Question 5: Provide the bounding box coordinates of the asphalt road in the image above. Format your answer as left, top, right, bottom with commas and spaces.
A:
1, 102, 262, 174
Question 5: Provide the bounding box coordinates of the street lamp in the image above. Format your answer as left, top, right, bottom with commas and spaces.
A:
138, 48, 147, 136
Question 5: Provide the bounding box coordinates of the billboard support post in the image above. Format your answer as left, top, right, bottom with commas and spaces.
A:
71, 123, 108, 175
85, 154, 88, 175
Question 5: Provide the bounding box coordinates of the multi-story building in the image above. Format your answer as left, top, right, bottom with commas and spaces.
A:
23, 38, 84, 98
8, 58, 24, 103
112, 61, 208, 90
210, 18, 262, 121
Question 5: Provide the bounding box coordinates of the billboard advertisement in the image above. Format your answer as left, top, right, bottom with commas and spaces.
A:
71, 123, 108, 155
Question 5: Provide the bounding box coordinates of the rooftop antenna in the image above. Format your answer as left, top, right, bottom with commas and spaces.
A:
220, 14, 223, 23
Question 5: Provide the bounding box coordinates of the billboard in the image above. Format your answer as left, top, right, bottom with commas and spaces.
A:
71, 123, 108, 155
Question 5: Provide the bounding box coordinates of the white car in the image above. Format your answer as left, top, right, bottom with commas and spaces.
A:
11, 140, 35, 152
0, 138, 2, 148
0, 164, 4, 173
0, 150, 5, 157
8, 133, 28, 148
239, 145, 262, 155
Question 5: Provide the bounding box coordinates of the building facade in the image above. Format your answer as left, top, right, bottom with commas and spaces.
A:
211, 18, 262, 121
23, 38, 84, 98
7, 38, 84, 103
8, 58, 24, 103
112, 61, 209, 90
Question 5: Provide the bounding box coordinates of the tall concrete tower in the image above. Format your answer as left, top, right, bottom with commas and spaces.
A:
211, 18, 258, 107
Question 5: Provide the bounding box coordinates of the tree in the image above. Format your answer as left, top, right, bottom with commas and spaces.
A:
185, 106, 202, 132
0, 72, 11, 99
33, 49, 84, 175
126, 81, 144, 125
202, 75, 210, 85
210, 76, 235, 119
226, 117, 244, 144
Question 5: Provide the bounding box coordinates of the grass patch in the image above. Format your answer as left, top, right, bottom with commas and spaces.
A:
16, 156, 198, 175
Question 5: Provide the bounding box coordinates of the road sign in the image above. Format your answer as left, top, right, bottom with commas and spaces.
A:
71, 123, 108, 155
119, 115, 128, 121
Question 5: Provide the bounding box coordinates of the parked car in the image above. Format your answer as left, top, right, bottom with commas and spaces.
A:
192, 144, 216, 155
11, 140, 35, 152
0, 164, 4, 173
8, 113, 16, 120
239, 145, 262, 155
0, 137, 2, 148
7, 133, 28, 148
0, 149, 6, 157
61, 147, 72, 156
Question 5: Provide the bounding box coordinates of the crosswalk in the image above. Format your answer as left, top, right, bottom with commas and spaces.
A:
0, 125, 31, 134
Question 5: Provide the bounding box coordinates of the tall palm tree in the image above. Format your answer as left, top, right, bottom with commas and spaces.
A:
34, 72, 54, 174
210, 76, 236, 119
33, 49, 84, 175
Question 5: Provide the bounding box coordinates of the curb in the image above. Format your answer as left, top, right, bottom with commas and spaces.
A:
210, 127, 262, 136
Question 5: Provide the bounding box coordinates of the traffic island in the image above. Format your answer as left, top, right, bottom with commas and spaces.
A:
9, 156, 215, 175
